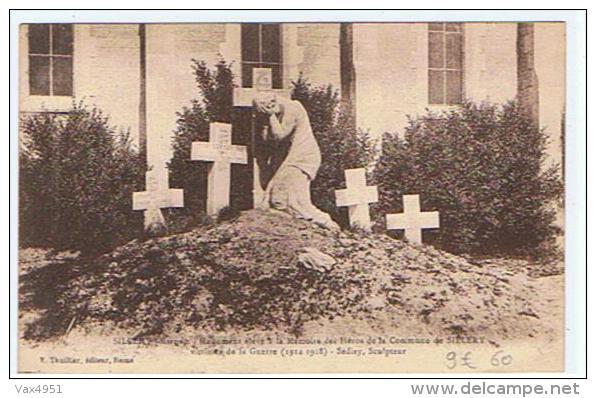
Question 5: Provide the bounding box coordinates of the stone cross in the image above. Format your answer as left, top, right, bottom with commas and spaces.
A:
133, 168, 184, 231
385, 194, 440, 244
233, 67, 291, 207
191, 122, 248, 215
335, 168, 378, 229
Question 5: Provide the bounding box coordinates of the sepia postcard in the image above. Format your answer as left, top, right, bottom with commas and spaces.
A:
15, 14, 572, 374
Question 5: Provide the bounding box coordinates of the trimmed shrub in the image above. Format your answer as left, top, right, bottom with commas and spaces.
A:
19, 103, 144, 254
374, 101, 563, 257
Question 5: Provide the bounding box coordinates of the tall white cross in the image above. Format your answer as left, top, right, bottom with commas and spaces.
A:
335, 168, 378, 230
233, 68, 291, 207
385, 194, 440, 244
133, 167, 184, 231
191, 122, 248, 215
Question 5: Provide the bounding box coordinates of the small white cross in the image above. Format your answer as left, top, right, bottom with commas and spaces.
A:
386, 194, 440, 244
133, 168, 184, 230
335, 168, 378, 229
191, 122, 248, 215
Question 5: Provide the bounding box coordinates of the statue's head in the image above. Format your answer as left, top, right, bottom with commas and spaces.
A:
253, 92, 280, 114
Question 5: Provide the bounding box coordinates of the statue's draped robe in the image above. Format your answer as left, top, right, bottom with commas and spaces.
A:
256, 100, 338, 230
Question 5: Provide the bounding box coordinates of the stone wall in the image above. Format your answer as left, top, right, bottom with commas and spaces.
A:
19, 24, 141, 137
535, 23, 565, 170
19, 22, 565, 173
353, 23, 428, 138
291, 23, 341, 89
352, 23, 520, 140
144, 24, 228, 170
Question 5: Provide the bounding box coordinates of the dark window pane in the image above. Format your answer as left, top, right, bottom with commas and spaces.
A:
241, 24, 259, 62
241, 62, 255, 88
29, 56, 50, 95
446, 33, 463, 69
28, 24, 50, 54
446, 70, 462, 104
428, 32, 444, 69
52, 57, 73, 96
261, 24, 281, 63
242, 24, 283, 89
445, 23, 461, 32
428, 23, 444, 31
428, 70, 444, 104
52, 24, 73, 55
263, 63, 283, 89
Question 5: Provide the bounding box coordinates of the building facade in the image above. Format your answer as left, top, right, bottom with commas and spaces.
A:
19, 22, 565, 176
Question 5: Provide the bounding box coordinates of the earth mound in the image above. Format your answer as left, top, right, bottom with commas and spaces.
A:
21, 210, 550, 341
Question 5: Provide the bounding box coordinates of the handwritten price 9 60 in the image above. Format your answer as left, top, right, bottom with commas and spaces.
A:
446, 350, 512, 369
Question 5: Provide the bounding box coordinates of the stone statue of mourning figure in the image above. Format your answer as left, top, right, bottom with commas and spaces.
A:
252, 93, 340, 231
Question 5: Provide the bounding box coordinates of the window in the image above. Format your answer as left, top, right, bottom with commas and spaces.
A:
428, 23, 463, 105
28, 24, 73, 96
241, 24, 282, 88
